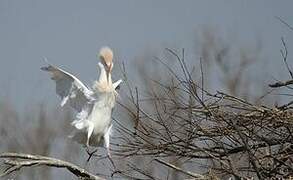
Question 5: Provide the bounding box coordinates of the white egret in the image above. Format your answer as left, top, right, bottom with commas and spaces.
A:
41, 47, 122, 157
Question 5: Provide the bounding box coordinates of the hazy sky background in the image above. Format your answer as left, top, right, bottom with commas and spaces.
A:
0, 0, 293, 111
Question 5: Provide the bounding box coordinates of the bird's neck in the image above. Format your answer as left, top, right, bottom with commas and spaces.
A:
108, 74, 112, 84
98, 66, 112, 84
94, 63, 113, 92
98, 65, 107, 83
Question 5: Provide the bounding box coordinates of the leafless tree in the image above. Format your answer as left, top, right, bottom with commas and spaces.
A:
112, 46, 292, 179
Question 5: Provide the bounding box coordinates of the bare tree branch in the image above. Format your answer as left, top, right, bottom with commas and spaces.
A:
275, 16, 293, 32
115, 48, 293, 179
269, 79, 293, 88
0, 152, 104, 180
154, 159, 207, 179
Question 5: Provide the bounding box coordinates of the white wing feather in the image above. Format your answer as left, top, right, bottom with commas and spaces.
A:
113, 79, 122, 89
41, 64, 94, 113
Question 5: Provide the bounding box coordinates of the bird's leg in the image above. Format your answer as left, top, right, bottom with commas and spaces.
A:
107, 152, 116, 169
85, 124, 95, 162
84, 122, 96, 162
86, 140, 89, 148
87, 122, 94, 147
104, 125, 112, 157
103, 125, 116, 169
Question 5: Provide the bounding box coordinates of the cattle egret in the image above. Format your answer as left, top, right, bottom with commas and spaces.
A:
41, 47, 122, 157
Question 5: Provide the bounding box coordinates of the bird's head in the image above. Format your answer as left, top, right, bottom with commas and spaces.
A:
99, 47, 113, 83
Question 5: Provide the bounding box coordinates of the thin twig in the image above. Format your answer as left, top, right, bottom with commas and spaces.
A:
275, 16, 293, 32
154, 159, 207, 179
280, 37, 293, 79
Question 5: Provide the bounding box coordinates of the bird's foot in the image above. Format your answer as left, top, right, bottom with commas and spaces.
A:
85, 146, 98, 162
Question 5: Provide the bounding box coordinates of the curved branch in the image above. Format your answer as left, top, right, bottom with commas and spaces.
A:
0, 152, 104, 180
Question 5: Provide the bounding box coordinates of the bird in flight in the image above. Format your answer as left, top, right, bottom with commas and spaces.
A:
41, 47, 122, 157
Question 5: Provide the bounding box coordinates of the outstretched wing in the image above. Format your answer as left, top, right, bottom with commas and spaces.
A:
41, 64, 94, 113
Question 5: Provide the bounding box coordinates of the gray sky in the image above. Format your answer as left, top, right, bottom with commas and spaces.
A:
0, 0, 293, 110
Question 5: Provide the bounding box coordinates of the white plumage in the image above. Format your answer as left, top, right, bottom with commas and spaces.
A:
41, 47, 122, 156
